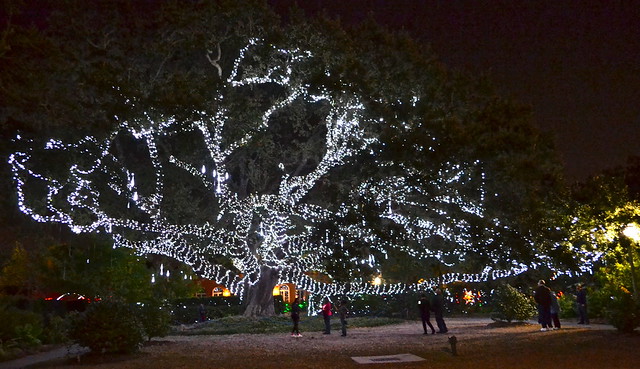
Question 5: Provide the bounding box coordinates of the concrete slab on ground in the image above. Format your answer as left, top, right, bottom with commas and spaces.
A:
0, 345, 87, 369
352, 353, 425, 364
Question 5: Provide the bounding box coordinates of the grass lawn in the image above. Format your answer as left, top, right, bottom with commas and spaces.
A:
175, 315, 406, 335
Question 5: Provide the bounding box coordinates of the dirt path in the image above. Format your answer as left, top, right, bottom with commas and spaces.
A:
18, 318, 640, 369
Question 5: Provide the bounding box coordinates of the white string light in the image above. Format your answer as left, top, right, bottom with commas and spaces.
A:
8, 39, 585, 300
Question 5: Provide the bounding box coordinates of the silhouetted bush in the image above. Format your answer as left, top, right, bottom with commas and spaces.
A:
69, 299, 144, 354
171, 297, 242, 324
42, 314, 71, 344
0, 305, 43, 343
605, 287, 640, 333
490, 284, 536, 323
138, 301, 172, 340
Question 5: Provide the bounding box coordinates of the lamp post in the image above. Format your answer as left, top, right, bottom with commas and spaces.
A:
622, 223, 640, 301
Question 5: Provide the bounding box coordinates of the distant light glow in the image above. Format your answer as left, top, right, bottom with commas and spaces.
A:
623, 223, 640, 242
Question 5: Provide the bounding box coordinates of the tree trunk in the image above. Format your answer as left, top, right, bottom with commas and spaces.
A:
628, 241, 639, 302
243, 265, 279, 317
622, 235, 639, 302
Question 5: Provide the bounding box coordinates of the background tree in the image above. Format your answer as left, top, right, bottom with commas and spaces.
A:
4, 0, 571, 316
567, 161, 640, 330
0, 236, 198, 303
0, 243, 33, 295
569, 173, 640, 292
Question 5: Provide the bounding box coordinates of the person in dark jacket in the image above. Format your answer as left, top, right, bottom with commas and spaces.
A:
576, 284, 589, 325
549, 290, 561, 329
431, 288, 448, 334
534, 280, 552, 331
338, 300, 349, 337
418, 293, 436, 334
291, 297, 302, 337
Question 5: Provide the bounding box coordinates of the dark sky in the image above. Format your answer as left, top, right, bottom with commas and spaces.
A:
271, 0, 640, 180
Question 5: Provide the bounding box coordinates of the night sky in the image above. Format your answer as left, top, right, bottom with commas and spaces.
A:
271, 0, 640, 180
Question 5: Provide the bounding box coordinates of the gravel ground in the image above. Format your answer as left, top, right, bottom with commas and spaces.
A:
16, 317, 640, 369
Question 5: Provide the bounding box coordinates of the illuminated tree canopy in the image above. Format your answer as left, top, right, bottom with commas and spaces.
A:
4, 0, 572, 315
567, 170, 640, 296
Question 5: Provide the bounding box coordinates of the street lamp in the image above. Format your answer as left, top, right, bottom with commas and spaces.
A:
372, 276, 382, 286
623, 223, 640, 242
622, 223, 640, 301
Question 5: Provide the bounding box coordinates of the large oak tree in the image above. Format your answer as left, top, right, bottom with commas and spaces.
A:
2, 0, 569, 316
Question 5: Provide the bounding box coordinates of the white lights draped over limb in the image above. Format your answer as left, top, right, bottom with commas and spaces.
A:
10, 38, 562, 306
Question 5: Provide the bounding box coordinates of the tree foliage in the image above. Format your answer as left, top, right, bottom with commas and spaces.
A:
3, 0, 569, 316
568, 161, 640, 330
568, 172, 640, 279
0, 243, 32, 295
0, 232, 198, 303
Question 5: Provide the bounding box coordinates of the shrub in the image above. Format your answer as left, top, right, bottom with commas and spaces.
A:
587, 286, 609, 320
13, 323, 42, 347
42, 315, 71, 344
605, 287, 640, 333
490, 284, 536, 323
0, 305, 43, 344
171, 297, 242, 324
348, 293, 420, 318
0, 339, 21, 362
138, 302, 172, 340
69, 299, 145, 354
557, 292, 576, 319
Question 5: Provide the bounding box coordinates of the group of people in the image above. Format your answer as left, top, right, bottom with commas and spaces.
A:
291, 281, 589, 337
290, 297, 349, 337
534, 280, 589, 331
291, 287, 450, 338
418, 287, 448, 334
533, 280, 561, 331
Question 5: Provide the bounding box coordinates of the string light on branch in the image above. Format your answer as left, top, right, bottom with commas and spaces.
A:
9, 38, 584, 301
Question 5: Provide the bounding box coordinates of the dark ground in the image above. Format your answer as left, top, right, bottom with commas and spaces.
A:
4, 317, 639, 369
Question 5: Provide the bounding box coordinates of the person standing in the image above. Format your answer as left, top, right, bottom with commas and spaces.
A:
549, 290, 561, 329
291, 297, 302, 337
321, 298, 332, 334
198, 304, 207, 323
338, 300, 349, 337
418, 293, 436, 334
431, 288, 448, 334
534, 280, 552, 331
576, 284, 589, 325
